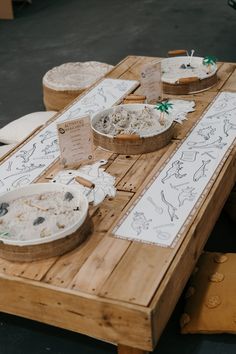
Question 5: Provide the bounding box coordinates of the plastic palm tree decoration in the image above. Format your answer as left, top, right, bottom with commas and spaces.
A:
155, 100, 173, 125
202, 56, 217, 73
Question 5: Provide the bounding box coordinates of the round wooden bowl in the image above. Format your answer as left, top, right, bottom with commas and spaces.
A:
43, 61, 114, 111
161, 56, 218, 95
0, 184, 90, 262
91, 104, 174, 155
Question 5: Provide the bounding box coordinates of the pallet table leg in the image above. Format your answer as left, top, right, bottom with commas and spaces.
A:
118, 344, 149, 354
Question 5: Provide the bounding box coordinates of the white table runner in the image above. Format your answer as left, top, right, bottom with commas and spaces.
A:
113, 91, 236, 247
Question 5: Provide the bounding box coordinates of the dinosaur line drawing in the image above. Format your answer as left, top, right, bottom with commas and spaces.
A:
131, 211, 152, 236
161, 190, 179, 222
16, 143, 37, 163
178, 186, 196, 206
193, 160, 211, 182
197, 126, 216, 140
161, 160, 187, 184
223, 119, 236, 137
187, 136, 226, 150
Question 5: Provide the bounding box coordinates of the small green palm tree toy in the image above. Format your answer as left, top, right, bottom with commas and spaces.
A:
154, 100, 173, 125
202, 56, 217, 73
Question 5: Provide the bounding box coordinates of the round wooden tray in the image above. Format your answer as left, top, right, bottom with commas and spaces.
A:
162, 56, 218, 95
91, 104, 174, 155
0, 184, 90, 262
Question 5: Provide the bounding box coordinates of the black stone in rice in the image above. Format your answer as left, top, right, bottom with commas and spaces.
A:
73, 206, 80, 211
0, 203, 9, 217
64, 192, 74, 201
33, 216, 45, 226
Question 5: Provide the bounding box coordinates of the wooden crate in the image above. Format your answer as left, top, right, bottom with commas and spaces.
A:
0, 56, 235, 354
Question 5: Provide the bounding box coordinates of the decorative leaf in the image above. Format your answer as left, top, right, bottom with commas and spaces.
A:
203, 56, 217, 66
155, 101, 173, 114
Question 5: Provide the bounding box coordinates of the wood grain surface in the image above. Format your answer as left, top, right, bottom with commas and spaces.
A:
0, 55, 235, 353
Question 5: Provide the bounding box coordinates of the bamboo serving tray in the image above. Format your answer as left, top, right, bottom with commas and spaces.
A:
0, 184, 91, 262
92, 104, 174, 155
162, 56, 218, 95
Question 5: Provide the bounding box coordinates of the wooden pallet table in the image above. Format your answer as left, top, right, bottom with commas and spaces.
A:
0, 56, 236, 354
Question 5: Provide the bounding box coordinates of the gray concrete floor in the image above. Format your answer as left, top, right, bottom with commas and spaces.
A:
0, 0, 236, 353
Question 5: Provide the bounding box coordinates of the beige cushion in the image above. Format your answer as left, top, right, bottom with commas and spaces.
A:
180, 252, 236, 334
0, 144, 16, 158
0, 111, 56, 144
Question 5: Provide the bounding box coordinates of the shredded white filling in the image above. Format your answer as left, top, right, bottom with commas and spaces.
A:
0, 191, 83, 241
93, 106, 171, 136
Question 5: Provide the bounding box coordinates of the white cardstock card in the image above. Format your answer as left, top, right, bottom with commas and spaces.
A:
57, 116, 94, 167
140, 60, 162, 103
113, 91, 236, 248
0, 78, 139, 195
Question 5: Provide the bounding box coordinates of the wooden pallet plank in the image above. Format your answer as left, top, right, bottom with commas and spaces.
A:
99, 242, 170, 306
213, 62, 236, 91
117, 56, 158, 82
107, 56, 141, 79
116, 145, 170, 192
220, 65, 236, 91
0, 274, 153, 351
0, 256, 57, 281
91, 191, 134, 234
70, 236, 130, 294
43, 232, 104, 287
106, 154, 140, 186
43, 191, 133, 287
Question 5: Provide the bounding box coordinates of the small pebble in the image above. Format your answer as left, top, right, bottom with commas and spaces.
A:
64, 192, 74, 201
56, 222, 65, 229
0, 203, 9, 217
33, 217, 45, 226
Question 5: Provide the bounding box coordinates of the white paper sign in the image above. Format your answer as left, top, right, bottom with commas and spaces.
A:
113, 91, 236, 248
57, 116, 94, 167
